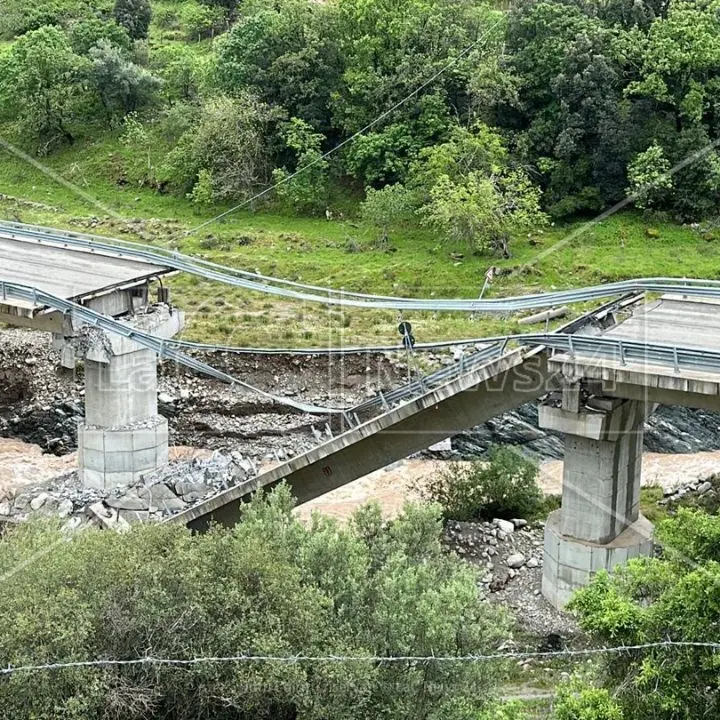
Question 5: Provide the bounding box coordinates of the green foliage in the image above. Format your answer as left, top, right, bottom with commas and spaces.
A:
568, 509, 720, 718
154, 44, 210, 102
113, 0, 152, 40
68, 17, 131, 55
188, 167, 214, 209
179, 0, 224, 41
88, 39, 160, 122
420, 169, 546, 254
199, 0, 238, 12
360, 183, 415, 241
423, 446, 543, 522
272, 118, 329, 214
0, 0, 113, 40
553, 680, 624, 720
626, 143, 673, 209
216, 0, 342, 130
0, 25, 89, 151
160, 94, 276, 199
0, 488, 510, 719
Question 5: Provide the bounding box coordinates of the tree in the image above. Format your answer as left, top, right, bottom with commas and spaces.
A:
626, 142, 673, 209
154, 45, 209, 102
180, 1, 224, 41
0, 25, 88, 151
113, 0, 151, 40
332, 0, 504, 184
88, 40, 160, 122
361, 183, 415, 244
68, 17, 131, 55
569, 508, 720, 718
420, 168, 545, 255
272, 118, 329, 214
0, 487, 510, 719
216, 0, 342, 131
159, 94, 279, 200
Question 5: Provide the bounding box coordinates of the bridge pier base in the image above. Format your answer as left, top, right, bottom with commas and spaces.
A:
76, 305, 184, 491
538, 398, 654, 609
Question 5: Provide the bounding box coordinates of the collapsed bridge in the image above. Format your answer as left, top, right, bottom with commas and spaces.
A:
2, 221, 720, 608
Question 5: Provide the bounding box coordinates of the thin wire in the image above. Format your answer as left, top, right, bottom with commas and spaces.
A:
184, 17, 504, 236
2, 641, 718, 676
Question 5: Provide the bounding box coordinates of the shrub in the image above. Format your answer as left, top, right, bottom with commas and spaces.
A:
0, 488, 511, 719
423, 446, 543, 522
553, 679, 624, 720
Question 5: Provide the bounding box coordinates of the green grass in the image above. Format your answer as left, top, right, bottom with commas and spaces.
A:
640, 485, 668, 523
0, 131, 716, 347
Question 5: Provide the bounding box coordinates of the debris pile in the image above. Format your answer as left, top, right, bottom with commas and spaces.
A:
443, 517, 577, 636
0, 451, 256, 527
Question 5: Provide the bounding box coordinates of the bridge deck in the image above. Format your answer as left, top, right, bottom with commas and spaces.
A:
0, 232, 170, 310
601, 295, 720, 350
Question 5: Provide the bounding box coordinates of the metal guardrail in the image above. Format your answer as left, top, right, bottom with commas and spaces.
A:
2, 278, 719, 425
0, 280, 338, 416
3, 221, 720, 312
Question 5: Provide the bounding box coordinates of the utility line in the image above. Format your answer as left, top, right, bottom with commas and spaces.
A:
2, 641, 719, 676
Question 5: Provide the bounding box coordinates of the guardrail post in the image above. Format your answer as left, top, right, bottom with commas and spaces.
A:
568, 335, 575, 358
619, 341, 626, 366
673, 346, 680, 374
378, 390, 390, 411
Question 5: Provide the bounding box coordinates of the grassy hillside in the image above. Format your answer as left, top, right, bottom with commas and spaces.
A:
1, 0, 718, 348
1, 135, 715, 348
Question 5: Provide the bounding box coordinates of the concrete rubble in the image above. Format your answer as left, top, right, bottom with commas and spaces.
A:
0, 450, 258, 527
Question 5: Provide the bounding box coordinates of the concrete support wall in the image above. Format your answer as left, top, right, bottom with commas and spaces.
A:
84, 350, 158, 427
78, 305, 183, 491
539, 398, 653, 609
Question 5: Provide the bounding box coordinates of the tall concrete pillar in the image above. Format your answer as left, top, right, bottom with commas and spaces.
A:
538, 397, 654, 609
77, 306, 184, 490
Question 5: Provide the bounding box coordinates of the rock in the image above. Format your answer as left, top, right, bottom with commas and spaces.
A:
57, 499, 74, 518
511, 518, 528, 529
174, 480, 208, 497
526, 557, 540, 569
506, 553, 526, 569
0, 501, 11, 516
138, 484, 186, 513
30, 492, 49, 511
494, 518, 515, 534
697, 480, 713, 495
158, 392, 176, 405
105, 491, 150, 511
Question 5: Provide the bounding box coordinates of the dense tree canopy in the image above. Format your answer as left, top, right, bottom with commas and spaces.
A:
2, 0, 720, 241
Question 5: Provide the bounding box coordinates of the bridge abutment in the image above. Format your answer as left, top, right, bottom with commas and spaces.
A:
76, 305, 184, 490
538, 397, 654, 609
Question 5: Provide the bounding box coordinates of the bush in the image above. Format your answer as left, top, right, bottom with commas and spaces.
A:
180, 1, 224, 40
553, 679, 624, 720
0, 488, 510, 719
423, 446, 543, 522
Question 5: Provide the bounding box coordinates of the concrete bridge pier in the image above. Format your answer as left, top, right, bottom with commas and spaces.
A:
77, 305, 184, 490
538, 394, 654, 609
